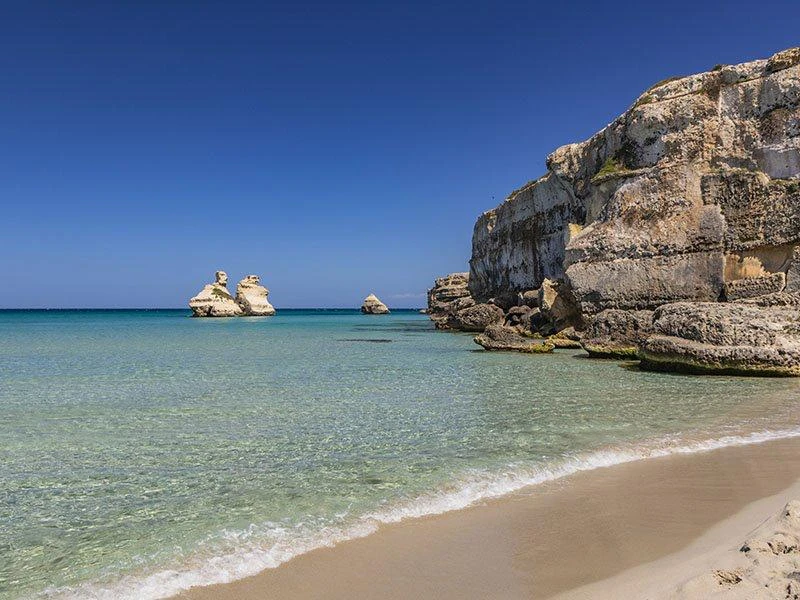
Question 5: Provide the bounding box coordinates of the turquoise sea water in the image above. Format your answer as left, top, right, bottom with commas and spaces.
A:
2, 309, 800, 599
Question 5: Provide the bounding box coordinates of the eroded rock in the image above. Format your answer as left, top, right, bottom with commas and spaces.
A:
235, 275, 276, 316
361, 294, 390, 314
468, 47, 800, 319
474, 324, 555, 353
640, 302, 800, 376
581, 309, 654, 359
189, 271, 244, 317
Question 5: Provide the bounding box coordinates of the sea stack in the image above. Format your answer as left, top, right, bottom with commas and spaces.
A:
188, 271, 243, 317
235, 275, 276, 316
361, 294, 389, 314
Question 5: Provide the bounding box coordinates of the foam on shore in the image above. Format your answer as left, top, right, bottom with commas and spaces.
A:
42, 426, 800, 600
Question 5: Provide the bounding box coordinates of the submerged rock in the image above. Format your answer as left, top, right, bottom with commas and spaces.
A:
639, 302, 800, 376
361, 294, 390, 314
189, 271, 243, 317
235, 275, 276, 316
474, 324, 555, 353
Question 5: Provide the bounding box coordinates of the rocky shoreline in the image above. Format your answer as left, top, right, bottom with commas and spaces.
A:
428, 46, 800, 376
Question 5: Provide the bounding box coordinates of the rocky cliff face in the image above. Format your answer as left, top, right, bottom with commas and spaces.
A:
189, 271, 243, 317
469, 47, 800, 316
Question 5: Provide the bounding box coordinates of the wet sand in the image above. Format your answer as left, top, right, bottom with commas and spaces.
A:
176, 436, 800, 600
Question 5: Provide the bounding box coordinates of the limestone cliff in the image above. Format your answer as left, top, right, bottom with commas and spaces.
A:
469, 47, 800, 316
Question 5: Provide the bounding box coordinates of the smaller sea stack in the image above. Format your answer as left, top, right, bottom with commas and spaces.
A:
361, 294, 389, 314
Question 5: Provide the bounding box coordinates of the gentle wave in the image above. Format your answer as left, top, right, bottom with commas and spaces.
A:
42, 426, 800, 600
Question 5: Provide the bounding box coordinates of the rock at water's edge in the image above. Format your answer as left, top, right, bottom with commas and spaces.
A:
581, 309, 653, 359
639, 301, 800, 376
474, 324, 555, 353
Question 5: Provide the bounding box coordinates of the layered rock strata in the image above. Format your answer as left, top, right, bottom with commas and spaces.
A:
361, 294, 390, 314
426, 273, 473, 328
639, 301, 800, 376
439, 47, 800, 373
469, 47, 800, 316
581, 310, 654, 359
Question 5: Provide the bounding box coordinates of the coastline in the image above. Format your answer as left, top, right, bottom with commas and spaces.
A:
175, 434, 800, 600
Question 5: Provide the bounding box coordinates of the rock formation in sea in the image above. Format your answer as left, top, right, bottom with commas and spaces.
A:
640, 301, 800, 376
189, 271, 244, 317
428, 47, 800, 369
189, 271, 277, 317
361, 294, 390, 314
235, 275, 276, 316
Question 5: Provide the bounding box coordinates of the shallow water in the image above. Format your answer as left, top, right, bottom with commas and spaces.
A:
1, 309, 799, 599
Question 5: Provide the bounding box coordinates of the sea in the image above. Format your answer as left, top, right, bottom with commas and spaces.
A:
2, 309, 799, 599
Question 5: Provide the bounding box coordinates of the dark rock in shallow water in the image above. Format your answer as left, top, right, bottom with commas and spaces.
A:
474, 324, 555, 353
581, 309, 654, 359
639, 302, 800, 376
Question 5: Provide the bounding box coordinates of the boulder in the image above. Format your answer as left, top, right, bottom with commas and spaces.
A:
235, 275, 276, 316
639, 302, 800, 376
445, 303, 504, 332
474, 324, 555, 353
361, 294, 390, 314
189, 271, 243, 317
427, 272, 472, 329
581, 309, 654, 359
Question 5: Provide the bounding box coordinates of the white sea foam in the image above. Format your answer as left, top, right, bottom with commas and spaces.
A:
42, 426, 800, 600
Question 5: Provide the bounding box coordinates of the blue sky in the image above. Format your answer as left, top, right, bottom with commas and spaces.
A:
2, 1, 798, 308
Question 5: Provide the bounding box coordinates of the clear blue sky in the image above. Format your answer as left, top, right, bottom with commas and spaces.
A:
2, 1, 798, 308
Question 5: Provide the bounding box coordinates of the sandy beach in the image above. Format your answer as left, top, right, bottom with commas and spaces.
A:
175, 435, 800, 600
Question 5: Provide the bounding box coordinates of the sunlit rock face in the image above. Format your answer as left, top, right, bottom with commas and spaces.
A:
235, 275, 276, 316
189, 271, 243, 317
469, 47, 800, 316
